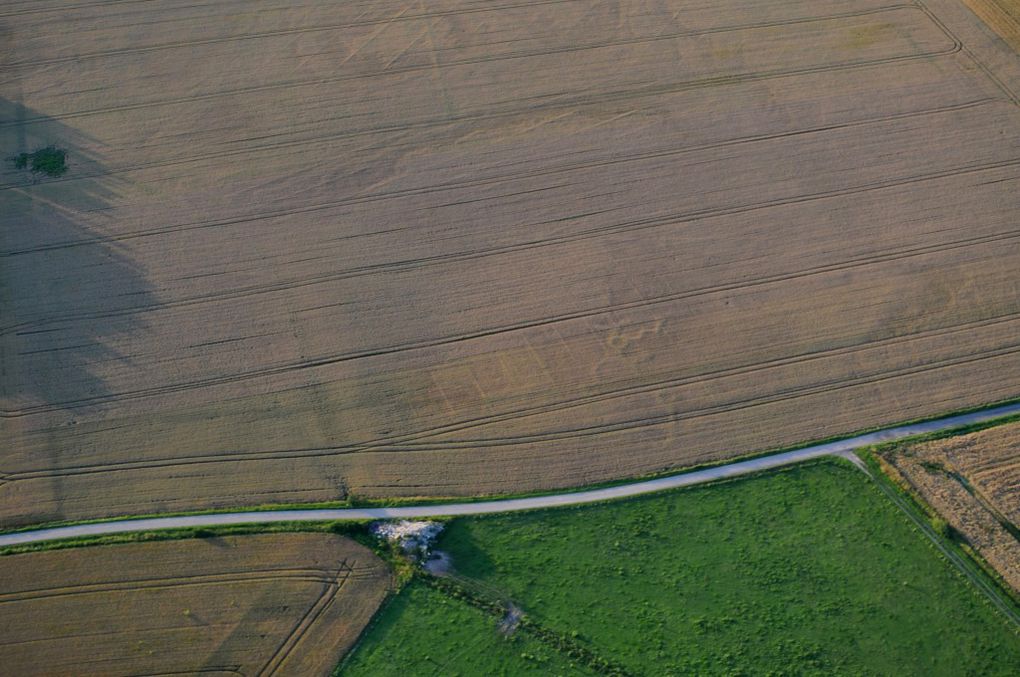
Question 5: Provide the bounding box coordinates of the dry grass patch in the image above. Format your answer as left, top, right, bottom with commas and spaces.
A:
0, 533, 391, 676
2, 0, 1020, 523
880, 422, 1020, 592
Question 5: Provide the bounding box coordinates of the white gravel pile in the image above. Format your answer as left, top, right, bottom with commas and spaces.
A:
371, 520, 443, 558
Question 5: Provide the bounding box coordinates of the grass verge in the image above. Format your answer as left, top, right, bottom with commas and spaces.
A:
5, 399, 1020, 539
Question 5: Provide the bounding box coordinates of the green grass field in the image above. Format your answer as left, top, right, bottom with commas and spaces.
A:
341, 460, 1020, 675
340, 580, 594, 676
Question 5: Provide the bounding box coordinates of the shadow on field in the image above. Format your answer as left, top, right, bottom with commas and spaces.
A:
0, 92, 158, 517
0, 95, 157, 411
439, 526, 498, 580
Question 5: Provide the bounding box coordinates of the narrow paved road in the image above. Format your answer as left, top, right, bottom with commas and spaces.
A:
2, 402, 1020, 548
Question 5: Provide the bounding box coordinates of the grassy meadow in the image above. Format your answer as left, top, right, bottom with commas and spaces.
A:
342, 460, 1020, 675
340, 580, 593, 676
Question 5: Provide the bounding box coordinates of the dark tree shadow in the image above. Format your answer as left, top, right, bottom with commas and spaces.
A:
1, 94, 159, 519
0, 95, 157, 413
437, 521, 498, 581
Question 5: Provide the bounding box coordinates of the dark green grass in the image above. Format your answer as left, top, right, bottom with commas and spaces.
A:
339, 580, 594, 677
345, 461, 1020, 675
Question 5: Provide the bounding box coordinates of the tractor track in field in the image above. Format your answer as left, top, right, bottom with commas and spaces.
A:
3, 402, 1020, 550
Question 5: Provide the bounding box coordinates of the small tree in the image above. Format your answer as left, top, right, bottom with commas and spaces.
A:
10, 146, 67, 177
931, 517, 953, 541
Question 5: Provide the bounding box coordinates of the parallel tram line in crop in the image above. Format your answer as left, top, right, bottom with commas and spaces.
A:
0, 97, 1002, 260
0, 151, 1016, 346
3, 158, 1020, 417
6, 330, 1020, 482
0, 534, 391, 676
0, 565, 353, 604
3, 0, 1020, 517
2, 4, 938, 70
0, 7, 966, 150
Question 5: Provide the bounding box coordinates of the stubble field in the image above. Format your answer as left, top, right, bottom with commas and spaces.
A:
3, 0, 1020, 525
880, 421, 1020, 592
0, 533, 391, 676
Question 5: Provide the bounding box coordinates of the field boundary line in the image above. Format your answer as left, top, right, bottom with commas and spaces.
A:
0, 568, 341, 604
862, 454, 1020, 626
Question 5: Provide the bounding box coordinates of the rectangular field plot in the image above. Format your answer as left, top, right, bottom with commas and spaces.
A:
2, 0, 1020, 524
0, 533, 391, 676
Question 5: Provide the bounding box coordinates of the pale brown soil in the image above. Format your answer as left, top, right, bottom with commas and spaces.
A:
0, 533, 392, 676
882, 422, 1020, 592
2, 0, 1020, 525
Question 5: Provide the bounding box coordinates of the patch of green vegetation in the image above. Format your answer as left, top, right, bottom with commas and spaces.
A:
348, 461, 1020, 675
338, 580, 593, 677
10, 146, 67, 177
860, 447, 1020, 609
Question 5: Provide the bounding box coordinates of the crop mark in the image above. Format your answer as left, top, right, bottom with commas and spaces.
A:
377, 315, 1020, 450
345, 341, 1020, 452
338, 6, 414, 69
7, 311, 1020, 481
2, 158, 1019, 415
383, 26, 430, 72
2, 146, 1019, 418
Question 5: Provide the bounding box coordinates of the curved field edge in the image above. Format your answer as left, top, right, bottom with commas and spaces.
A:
4, 398, 1019, 539
341, 459, 1020, 675
0, 532, 392, 676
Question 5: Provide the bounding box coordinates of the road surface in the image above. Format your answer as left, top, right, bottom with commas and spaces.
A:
2, 402, 1020, 548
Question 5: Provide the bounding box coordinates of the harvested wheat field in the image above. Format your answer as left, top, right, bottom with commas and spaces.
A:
2, 0, 1020, 525
880, 422, 1020, 592
0, 533, 391, 676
